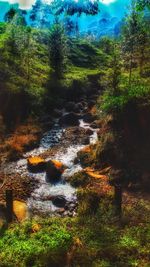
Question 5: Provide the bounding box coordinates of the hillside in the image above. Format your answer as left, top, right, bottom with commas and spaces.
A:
0, 1, 150, 267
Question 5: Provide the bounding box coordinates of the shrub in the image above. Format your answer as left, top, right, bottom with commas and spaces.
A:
77, 188, 100, 216
100, 76, 150, 113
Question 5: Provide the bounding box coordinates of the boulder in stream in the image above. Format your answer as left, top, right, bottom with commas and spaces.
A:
82, 113, 96, 123
27, 157, 46, 173
65, 101, 76, 112
46, 160, 65, 183
51, 195, 66, 208
90, 120, 101, 129
59, 112, 80, 126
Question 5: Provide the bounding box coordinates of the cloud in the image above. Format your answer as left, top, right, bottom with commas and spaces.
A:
0, 0, 117, 10
100, 0, 116, 4
0, 0, 36, 9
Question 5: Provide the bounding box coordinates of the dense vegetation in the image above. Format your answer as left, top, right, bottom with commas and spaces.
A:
0, 0, 150, 266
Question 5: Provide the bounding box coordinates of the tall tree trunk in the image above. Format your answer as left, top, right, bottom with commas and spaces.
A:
129, 53, 133, 86
139, 48, 144, 77
114, 185, 122, 219
6, 190, 13, 223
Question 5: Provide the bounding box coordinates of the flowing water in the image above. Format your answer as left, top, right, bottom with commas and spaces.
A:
8, 118, 99, 216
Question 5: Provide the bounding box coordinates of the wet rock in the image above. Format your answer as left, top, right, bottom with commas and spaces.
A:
80, 100, 87, 107
77, 146, 93, 167
53, 109, 63, 118
88, 100, 96, 109
85, 128, 93, 135
61, 126, 93, 145
82, 113, 96, 123
68, 211, 73, 217
90, 121, 100, 129
27, 157, 46, 173
56, 208, 65, 215
68, 203, 76, 212
72, 211, 77, 217
52, 196, 66, 208
73, 102, 84, 113
65, 102, 76, 112
65, 200, 77, 210
46, 160, 65, 182
59, 112, 80, 126
82, 137, 90, 145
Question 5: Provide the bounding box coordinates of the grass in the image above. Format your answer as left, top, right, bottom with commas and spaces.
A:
0, 218, 72, 267
0, 191, 149, 267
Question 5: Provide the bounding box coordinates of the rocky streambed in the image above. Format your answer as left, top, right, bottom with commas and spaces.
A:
3, 97, 100, 218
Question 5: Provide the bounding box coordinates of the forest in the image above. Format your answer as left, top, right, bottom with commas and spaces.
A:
0, 0, 150, 266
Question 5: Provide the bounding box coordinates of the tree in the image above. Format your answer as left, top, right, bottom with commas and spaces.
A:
30, 0, 52, 28
48, 20, 68, 79
4, 8, 26, 25
0, 11, 36, 127
4, 7, 16, 23
136, 0, 150, 11
137, 18, 149, 76
51, 0, 99, 16
64, 16, 75, 35
99, 37, 114, 54
122, 0, 150, 81
122, 1, 143, 85
51, 0, 99, 37
110, 44, 122, 94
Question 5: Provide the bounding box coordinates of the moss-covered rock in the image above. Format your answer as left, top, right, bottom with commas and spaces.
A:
76, 146, 94, 167
69, 171, 90, 188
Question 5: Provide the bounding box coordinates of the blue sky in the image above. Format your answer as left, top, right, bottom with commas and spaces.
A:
0, 0, 118, 9
0, 0, 130, 23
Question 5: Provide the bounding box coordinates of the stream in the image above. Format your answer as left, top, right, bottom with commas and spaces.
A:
7, 112, 99, 217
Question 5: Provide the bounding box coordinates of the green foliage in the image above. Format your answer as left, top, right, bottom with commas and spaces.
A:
77, 188, 100, 216
121, 1, 150, 83
136, 0, 150, 11
48, 20, 68, 79
0, 194, 149, 267
30, 0, 52, 28
0, 218, 72, 267
109, 45, 122, 94
0, 23, 50, 125
101, 75, 150, 112
0, 22, 6, 34
69, 38, 107, 68
99, 36, 115, 55
51, 0, 99, 16
4, 7, 17, 23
